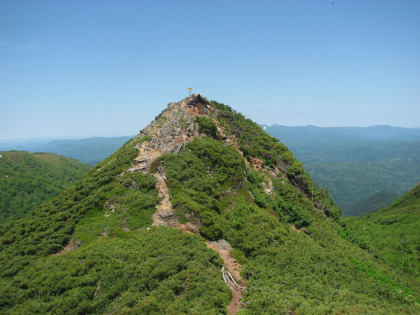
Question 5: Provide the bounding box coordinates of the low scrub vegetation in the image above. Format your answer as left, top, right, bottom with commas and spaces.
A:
0, 101, 418, 313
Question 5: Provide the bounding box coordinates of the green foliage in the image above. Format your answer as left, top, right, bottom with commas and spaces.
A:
187, 137, 245, 185
222, 198, 418, 313
210, 100, 340, 220
343, 184, 420, 280
0, 137, 232, 314
1, 101, 418, 314
195, 116, 220, 139
0, 137, 148, 277
336, 224, 371, 250
247, 170, 313, 228
0, 151, 91, 225
342, 191, 400, 217
348, 255, 417, 303
0, 228, 230, 313
153, 137, 245, 240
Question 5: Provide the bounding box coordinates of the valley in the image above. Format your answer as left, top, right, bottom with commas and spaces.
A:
262, 124, 420, 216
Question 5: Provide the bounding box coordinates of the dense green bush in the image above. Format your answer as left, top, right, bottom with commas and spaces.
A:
153, 137, 245, 240
0, 228, 230, 313
247, 170, 313, 228
196, 116, 220, 139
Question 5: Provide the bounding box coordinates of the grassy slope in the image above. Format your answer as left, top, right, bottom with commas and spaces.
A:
0, 151, 91, 224
0, 102, 418, 314
343, 184, 420, 281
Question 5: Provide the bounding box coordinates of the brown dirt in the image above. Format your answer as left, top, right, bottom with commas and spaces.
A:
250, 157, 264, 171
152, 171, 177, 227
51, 237, 81, 256
206, 241, 246, 315
290, 224, 299, 232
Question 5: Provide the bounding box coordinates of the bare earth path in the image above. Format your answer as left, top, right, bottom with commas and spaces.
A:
206, 241, 246, 315
152, 169, 246, 314
152, 171, 176, 226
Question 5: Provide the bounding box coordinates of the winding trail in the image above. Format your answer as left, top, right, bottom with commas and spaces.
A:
152, 170, 246, 314
206, 241, 246, 315
152, 171, 176, 227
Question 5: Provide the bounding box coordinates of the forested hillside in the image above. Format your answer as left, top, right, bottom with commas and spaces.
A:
0, 151, 91, 227
0, 97, 418, 314
343, 191, 400, 217
262, 125, 420, 215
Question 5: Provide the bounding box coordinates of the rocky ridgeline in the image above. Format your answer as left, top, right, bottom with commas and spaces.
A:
122, 95, 246, 314
126, 95, 218, 230
127, 95, 213, 173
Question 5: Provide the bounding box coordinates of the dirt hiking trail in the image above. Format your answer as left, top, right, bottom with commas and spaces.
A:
152, 167, 246, 314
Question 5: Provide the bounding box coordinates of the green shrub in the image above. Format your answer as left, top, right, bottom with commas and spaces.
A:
196, 116, 220, 139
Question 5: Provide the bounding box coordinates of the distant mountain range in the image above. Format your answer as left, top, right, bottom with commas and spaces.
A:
261, 125, 420, 215
0, 136, 132, 166
261, 125, 420, 143
2, 125, 419, 216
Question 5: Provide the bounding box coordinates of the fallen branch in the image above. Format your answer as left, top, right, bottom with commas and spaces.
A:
221, 266, 243, 291
93, 277, 101, 298
175, 143, 184, 154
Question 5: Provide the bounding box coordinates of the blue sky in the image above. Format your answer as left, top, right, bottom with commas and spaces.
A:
1, 0, 419, 140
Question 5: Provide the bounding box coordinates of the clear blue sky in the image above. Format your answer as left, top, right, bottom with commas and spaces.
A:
1, 0, 419, 140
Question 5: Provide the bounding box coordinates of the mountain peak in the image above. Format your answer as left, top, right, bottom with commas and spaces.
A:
130, 95, 219, 172
129, 95, 239, 176
1, 97, 416, 314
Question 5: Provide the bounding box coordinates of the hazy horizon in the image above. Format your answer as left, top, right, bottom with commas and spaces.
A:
1, 124, 420, 143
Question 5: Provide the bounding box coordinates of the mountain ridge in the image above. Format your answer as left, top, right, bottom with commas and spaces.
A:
261, 124, 420, 143
0, 95, 418, 314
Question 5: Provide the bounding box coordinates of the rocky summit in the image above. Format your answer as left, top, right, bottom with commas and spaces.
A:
0, 95, 418, 314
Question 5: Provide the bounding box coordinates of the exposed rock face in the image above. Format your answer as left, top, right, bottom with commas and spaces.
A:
209, 239, 233, 251
185, 222, 199, 233
131, 96, 211, 173
122, 96, 215, 229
